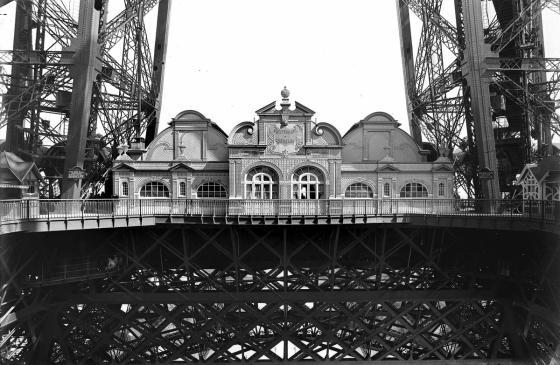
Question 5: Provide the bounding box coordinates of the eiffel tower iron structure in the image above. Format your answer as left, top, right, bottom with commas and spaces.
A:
0, 0, 170, 199
397, 0, 560, 198
0, 1, 560, 364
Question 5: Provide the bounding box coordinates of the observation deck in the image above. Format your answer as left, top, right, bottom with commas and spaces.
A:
1, 198, 558, 235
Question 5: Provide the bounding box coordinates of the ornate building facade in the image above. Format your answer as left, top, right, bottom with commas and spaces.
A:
112, 89, 454, 207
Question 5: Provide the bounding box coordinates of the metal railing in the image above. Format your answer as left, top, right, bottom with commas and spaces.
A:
0, 198, 559, 225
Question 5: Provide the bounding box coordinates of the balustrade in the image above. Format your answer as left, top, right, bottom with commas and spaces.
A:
0, 198, 558, 225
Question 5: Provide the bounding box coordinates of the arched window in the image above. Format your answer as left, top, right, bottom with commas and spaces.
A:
438, 182, 445, 197
197, 182, 227, 198
140, 181, 170, 198
292, 166, 324, 200
121, 181, 129, 197
400, 182, 428, 198
345, 183, 374, 198
245, 166, 278, 199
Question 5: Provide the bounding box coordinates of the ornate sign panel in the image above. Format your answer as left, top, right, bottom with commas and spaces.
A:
67, 166, 86, 180
266, 125, 304, 156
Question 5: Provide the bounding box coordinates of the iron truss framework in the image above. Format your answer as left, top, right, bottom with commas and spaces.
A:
397, 0, 560, 198
0, 225, 559, 364
0, 0, 170, 198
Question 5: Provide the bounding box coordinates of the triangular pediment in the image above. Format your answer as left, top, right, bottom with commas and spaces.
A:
113, 163, 136, 171
432, 164, 454, 172
255, 101, 278, 114
255, 101, 315, 116
377, 164, 400, 172
293, 101, 315, 114
169, 163, 194, 171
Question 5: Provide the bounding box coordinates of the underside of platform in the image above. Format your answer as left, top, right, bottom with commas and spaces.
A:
0, 225, 559, 364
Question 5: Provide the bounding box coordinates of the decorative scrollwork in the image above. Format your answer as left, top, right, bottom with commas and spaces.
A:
313, 125, 324, 136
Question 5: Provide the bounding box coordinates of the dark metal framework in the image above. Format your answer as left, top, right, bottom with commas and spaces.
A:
397, 0, 560, 198
0, 0, 170, 198
0, 225, 558, 363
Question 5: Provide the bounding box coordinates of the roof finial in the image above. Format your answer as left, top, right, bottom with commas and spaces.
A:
281, 86, 290, 100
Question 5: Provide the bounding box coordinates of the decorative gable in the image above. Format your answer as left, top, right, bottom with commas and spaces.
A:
377, 164, 400, 173
432, 164, 454, 172
112, 163, 136, 171
255, 101, 315, 116
168, 163, 194, 172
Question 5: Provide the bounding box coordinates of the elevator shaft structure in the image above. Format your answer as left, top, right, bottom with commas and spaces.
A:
0, 0, 171, 198
397, 0, 560, 198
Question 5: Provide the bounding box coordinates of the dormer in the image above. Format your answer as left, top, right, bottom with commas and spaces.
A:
144, 110, 228, 162
342, 112, 430, 163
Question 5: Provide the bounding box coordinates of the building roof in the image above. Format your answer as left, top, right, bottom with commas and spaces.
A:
0, 151, 42, 184
518, 156, 560, 183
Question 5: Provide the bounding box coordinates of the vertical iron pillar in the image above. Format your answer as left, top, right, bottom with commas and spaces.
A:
145, 0, 172, 145
61, 0, 100, 199
5, 0, 33, 154
461, 0, 500, 200
396, 0, 422, 144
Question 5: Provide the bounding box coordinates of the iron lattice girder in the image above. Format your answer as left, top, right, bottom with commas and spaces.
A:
1, 225, 560, 363
100, 0, 160, 51
492, 73, 560, 135
489, 0, 556, 53
485, 57, 560, 73
51, 298, 506, 363
0, 0, 157, 131
402, 0, 459, 56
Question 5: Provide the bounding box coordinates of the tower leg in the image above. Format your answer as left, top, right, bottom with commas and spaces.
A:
461, 0, 501, 200
61, 0, 100, 199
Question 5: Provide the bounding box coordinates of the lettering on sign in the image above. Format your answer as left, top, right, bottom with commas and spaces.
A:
478, 167, 494, 180
67, 166, 86, 180
266, 125, 304, 156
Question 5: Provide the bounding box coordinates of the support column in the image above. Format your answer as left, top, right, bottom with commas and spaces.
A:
461, 0, 500, 200
5, 0, 33, 153
145, 0, 171, 145
61, 0, 100, 199
396, 0, 422, 144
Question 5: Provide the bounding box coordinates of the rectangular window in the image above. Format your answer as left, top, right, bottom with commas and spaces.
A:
383, 182, 390, 197
121, 181, 129, 197
438, 182, 445, 197
178, 181, 186, 197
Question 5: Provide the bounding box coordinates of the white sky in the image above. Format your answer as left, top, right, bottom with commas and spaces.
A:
157, 0, 408, 136
1, 1, 559, 139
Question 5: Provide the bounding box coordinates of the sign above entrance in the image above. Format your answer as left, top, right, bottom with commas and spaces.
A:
266, 125, 304, 156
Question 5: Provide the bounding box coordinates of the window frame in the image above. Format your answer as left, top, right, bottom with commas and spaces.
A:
244, 167, 279, 199
345, 183, 374, 199
139, 181, 170, 198
196, 181, 227, 199
438, 182, 445, 197
178, 181, 187, 197
383, 182, 391, 198
291, 167, 325, 200
399, 182, 429, 198
121, 181, 129, 197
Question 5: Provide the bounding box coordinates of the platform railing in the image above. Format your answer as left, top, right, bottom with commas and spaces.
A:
0, 198, 559, 224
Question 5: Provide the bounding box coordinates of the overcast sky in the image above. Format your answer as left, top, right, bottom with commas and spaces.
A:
1, 1, 559, 138
155, 1, 410, 135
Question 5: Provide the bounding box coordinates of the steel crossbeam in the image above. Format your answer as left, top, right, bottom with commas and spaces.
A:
0, 225, 558, 363
397, 0, 560, 198
0, 0, 169, 198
